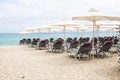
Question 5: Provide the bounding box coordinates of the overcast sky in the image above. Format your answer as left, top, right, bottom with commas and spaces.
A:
0, 0, 120, 33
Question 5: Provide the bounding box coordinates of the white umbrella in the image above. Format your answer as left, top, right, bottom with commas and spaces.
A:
96, 22, 120, 36
88, 23, 119, 47
43, 25, 59, 39
36, 26, 46, 39
94, 25, 118, 36
67, 26, 89, 38
25, 27, 37, 33
78, 27, 89, 38
87, 21, 120, 37
36, 25, 60, 39
26, 27, 39, 38
112, 21, 120, 31
97, 26, 118, 36
50, 19, 79, 41
19, 30, 30, 34
20, 27, 37, 38
72, 8, 120, 49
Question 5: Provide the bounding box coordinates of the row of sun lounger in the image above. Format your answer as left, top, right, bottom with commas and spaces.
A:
19, 36, 119, 59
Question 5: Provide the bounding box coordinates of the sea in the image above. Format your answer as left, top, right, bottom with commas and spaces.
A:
0, 31, 118, 46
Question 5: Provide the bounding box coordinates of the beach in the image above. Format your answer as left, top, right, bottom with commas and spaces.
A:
0, 45, 120, 80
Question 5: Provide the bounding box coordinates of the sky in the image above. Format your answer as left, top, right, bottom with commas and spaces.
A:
0, 0, 120, 33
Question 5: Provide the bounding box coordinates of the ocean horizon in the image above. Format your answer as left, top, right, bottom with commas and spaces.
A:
0, 31, 117, 46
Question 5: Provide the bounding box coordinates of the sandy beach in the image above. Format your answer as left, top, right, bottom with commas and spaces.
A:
0, 45, 119, 80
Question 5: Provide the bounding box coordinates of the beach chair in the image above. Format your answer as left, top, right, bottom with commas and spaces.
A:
79, 37, 82, 44
78, 42, 92, 59
46, 38, 54, 52
113, 38, 119, 46
19, 40, 23, 45
19, 38, 26, 45
50, 38, 54, 43
66, 37, 72, 43
79, 37, 90, 44
79, 38, 86, 44
52, 38, 64, 53
69, 42, 92, 59
67, 40, 79, 53
86, 37, 90, 42
99, 37, 113, 46
38, 40, 47, 50
99, 37, 103, 43
97, 41, 113, 57
26, 38, 31, 45
117, 39, 120, 63
31, 38, 38, 47
66, 37, 72, 51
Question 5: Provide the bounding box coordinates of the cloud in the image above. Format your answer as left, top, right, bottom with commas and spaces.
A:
1, 0, 120, 18
0, 0, 120, 33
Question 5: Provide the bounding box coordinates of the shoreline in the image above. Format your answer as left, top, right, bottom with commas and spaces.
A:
0, 45, 19, 47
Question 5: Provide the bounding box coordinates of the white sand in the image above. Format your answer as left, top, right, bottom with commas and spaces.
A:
0, 45, 119, 80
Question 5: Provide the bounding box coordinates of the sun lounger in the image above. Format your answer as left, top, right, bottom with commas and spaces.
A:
52, 38, 64, 53
67, 40, 79, 53
69, 42, 92, 59
97, 41, 113, 57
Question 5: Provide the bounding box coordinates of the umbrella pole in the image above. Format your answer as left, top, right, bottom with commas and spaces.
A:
31, 30, 34, 38
28, 31, 31, 39
82, 30, 84, 38
112, 28, 115, 46
64, 27, 66, 42
112, 28, 114, 36
96, 26, 99, 48
63, 27, 66, 50
48, 29, 51, 40
118, 26, 120, 35
77, 27, 79, 38
92, 20, 95, 50
63, 26, 66, 47
38, 30, 41, 39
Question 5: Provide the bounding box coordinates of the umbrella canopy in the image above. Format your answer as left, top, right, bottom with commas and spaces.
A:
23, 27, 38, 38
72, 8, 120, 49
25, 27, 37, 33
67, 25, 89, 38
50, 19, 79, 41
19, 30, 30, 34
36, 25, 60, 39
87, 22, 119, 36
51, 18, 78, 26
113, 22, 120, 34
73, 8, 120, 21
78, 27, 89, 37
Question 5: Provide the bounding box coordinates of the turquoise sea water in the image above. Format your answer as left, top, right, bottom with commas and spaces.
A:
0, 31, 117, 46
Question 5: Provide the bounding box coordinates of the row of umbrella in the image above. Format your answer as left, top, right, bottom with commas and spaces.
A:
20, 8, 120, 49
20, 23, 118, 37
20, 20, 89, 40
72, 8, 120, 49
